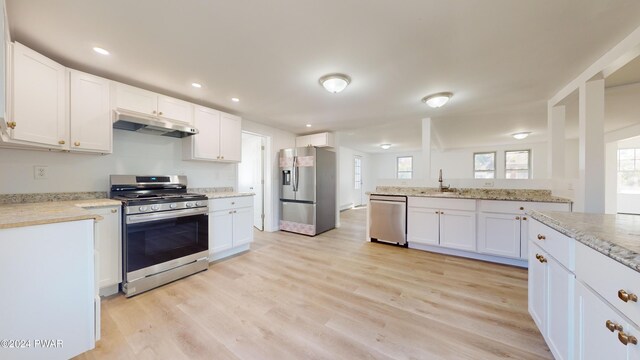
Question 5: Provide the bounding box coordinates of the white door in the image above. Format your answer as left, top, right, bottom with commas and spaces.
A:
477, 212, 521, 258
439, 210, 476, 251
354, 156, 364, 206
69, 70, 111, 153
239, 132, 264, 230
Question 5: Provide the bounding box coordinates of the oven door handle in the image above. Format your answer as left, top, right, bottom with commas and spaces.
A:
126, 208, 208, 224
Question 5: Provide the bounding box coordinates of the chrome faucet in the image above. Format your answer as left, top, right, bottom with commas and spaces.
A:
438, 169, 450, 192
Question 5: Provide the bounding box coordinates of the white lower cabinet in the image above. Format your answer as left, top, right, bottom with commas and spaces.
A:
407, 197, 475, 252
478, 212, 525, 258
93, 206, 122, 295
439, 209, 476, 251
407, 207, 439, 245
209, 196, 254, 261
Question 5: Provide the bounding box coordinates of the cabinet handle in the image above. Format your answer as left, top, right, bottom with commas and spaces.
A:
231, 202, 235, 205
618, 331, 637, 346
74, 141, 80, 146
519, 207, 524, 210
229, 211, 233, 214
515, 216, 520, 220
618, 289, 638, 303
159, 111, 163, 116
606, 320, 624, 332
152, 110, 157, 114
110, 209, 117, 213
536, 254, 547, 263
537, 234, 546, 240
58, 140, 66, 145
6, 121, 16, 129
440, 211, 444, 215
221, 156, 224, 159
522, 216, 527, 221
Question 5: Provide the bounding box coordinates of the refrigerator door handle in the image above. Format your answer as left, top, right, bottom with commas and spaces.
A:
292, 156, 299, 192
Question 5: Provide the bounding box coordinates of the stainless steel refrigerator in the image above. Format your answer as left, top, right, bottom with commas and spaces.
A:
279, 146, 336, 236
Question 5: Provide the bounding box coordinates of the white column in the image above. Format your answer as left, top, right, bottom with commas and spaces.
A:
548, 105, 566, 180
604, 142, 618, 214
577, 79, 605, 213
422, 118, 432, 180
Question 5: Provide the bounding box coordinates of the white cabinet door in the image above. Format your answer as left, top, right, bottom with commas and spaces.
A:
94, 207, 122, 289
11, 42, 66, 147
210, 209, 233, 255
520, 216, 530, 259
546, 255, 574, 360
407, 207, 439, 245
232, 206, 254, 246
191, 106, 221, 160
114, 82, 157, 116
477, 212, 521, 258
574, 281, 628, 360
439, 210, 476, 251
157, 95, 193, 125
219, 112, 242, 162
296, 132, 334, 148
529, 243, 547, 331
69, 70, 111, 153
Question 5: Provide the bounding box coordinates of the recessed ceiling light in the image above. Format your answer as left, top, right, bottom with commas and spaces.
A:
319, 74, 351, 93
191, 82, 202, 88
306, 124, 312, 128
512, 132, 531, 140
93, 47, 110, 55
380, 144, 391, 150
422, 92, 453, 108
231, 98, 240, 102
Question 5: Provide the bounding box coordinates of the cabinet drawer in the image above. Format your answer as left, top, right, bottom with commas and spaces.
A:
209, 196, 253, 211
408, 197, 476, 211
479, 200, 571, 214
576, 242, 640, 327
529, 219, 574, 271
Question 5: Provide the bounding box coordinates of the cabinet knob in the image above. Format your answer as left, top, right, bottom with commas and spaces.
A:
110, 209, 117, 213
515, 216, 520, 220
522, 216, 527, 221
158, 111, 163, 116
231, 202, 235, 205
606, 320, 624, 332
536, 254, 547, 263
6, 121, 16, 129
221, 156, 224, 159
519, 207, 524, 210
152, 110, 157, 114
618, 289, 638, 303
58, 140, 66, 145
537, 234, 546, 240
618, 331, 637, 346
74, 141, 80, 147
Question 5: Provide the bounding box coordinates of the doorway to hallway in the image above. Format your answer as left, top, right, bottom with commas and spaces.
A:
239, 132, 266, 230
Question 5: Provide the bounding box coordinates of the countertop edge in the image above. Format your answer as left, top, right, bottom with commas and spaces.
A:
527, 210, 640, 273
0, 214, 103, 230
367, 192, 572, 203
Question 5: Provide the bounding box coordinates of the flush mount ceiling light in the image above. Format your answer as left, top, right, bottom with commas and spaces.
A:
92, 47, 110, 55
512, 132, 531, 140
191, 82, 202, 88
306, 124, 312, 128
380, 144, 391, 150
231, 98, 240, 102
319, 74, 351, 93
422, 92, 453, 108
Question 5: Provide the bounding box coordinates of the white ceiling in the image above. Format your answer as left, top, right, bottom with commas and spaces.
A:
6, 0, 640, 153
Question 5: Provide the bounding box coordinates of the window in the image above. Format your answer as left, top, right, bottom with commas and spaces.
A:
474, 152, 495, 178
354, 156, 362, 190
505, 150, 530, 179
397, 156, 413, 179
618, 148, 640, 194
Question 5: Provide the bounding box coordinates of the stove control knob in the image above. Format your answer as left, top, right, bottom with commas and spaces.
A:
139, 206, 148, 212
151, 205, 160, 211
169, 203, 177, 209
185, 202, 194, 208
196, 201, 203, 207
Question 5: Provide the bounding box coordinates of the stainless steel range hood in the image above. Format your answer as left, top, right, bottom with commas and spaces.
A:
113, 109, 198, 138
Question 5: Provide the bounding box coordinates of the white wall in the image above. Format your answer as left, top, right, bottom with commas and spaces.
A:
0, 129, 237, 193
241, 119, 296, 232
338, 146, 372, 210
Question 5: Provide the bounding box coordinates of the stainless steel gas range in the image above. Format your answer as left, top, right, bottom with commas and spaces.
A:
110, 175, 209, 297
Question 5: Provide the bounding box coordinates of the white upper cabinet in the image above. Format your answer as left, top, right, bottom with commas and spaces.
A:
9, 42, 67, 148
296, 132, 335, 148
69, 70, 111, 153
114, 82, 193, 125
183, 106, 241, 162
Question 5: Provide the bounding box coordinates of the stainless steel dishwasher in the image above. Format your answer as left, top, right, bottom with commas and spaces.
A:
369, 195, 407, 246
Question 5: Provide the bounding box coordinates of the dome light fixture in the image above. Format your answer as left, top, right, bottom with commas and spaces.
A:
422, 92, 453, 108
231, 98, 240, 102
380, 144, 391, 150
191, 82, 202, 88
319, 74, 351, 93
93, 47, 110, 55
512, 132, 531, 140
306, 124, 312, 128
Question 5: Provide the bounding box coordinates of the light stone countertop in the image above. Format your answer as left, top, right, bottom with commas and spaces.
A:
527, 210, 640, 273
368, 186, 572, 203
199, 191, 255, 199
0, 198, 121, 230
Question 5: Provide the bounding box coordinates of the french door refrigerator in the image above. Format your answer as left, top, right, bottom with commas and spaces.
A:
280, 146, 336, 236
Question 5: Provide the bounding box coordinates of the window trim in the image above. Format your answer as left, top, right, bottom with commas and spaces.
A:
473, 151, 496, 179
504, 149, 531, 179
354, 155, 362, 190
617, 148, 640, 194
396, 156, 413, 179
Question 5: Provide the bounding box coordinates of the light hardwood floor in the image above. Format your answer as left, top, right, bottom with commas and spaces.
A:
77, 207, 552, 359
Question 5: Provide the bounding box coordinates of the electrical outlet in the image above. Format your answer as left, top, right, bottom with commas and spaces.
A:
483, 181, 494, 188
34, 166, 48, 180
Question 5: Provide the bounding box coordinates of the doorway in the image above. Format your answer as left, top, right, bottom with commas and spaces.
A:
239, 132, 265, 230
354, 155, 364, 207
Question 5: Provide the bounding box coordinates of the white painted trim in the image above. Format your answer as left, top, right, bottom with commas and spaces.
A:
407, 242, 529, 268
